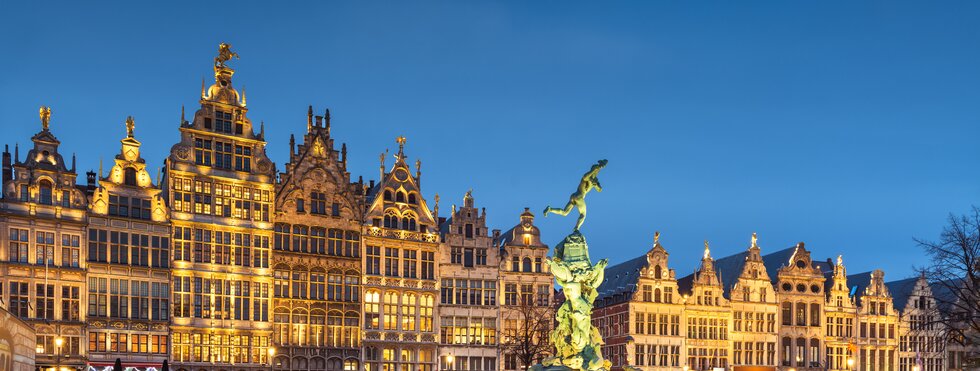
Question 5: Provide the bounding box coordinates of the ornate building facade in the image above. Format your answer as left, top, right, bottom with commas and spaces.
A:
272, 107, 365, 371
774, 243, 827, 371
0, 110, 89, 370
361, 138, 439, 371
497, 209, 554, 371
85, 118, 172, 370
2, 44, 979, 371
438, 191, 500, 371
162, 50, 276, 370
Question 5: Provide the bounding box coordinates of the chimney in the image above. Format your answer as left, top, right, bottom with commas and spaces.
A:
2, 145, 11, 183
369, 180, 375, 189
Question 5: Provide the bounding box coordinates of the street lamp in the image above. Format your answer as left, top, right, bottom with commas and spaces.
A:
446, 354, 454, 371
683, 365, 689, 371
847, 358, 855, 370
268, 347, 277, 369
55, 337, 64, 371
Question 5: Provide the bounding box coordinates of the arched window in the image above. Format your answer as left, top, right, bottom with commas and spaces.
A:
311, 358, 326, 371
38, 180, 53, 205
274, 307, 291, 345
383, 209, 398, 229
795, 338, 806, 366
654, 265, 663, 279
402, 293, 417, 331
407, 193, 417, 204
124, 168, 137, 186
796, 302, 807, 326
420, 294, 434, 331
396, 191, 406, 203
327, 310, 343, 347
293, 357, 309, 370
383, 190, 392, 201
327, 358, 343, 371
292, 309, 309, 346
810, 303, 821, 326
365, 290, 380, 329
654, 288, 662, 303
311, 310, 326, 347
781, 302, 792, 325
383, 292, 399, 330
523, 257, 532, 272
344, 311, 361, 348
781, 337, 792, 366
402, 212, 417, 231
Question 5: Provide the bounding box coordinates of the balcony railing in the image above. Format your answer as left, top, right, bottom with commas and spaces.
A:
368, 227, 438, 243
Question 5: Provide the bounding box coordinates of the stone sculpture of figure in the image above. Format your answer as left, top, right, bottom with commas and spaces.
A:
214, 42, 240, 68
541, 232, 610, 371
543, 159, 608, 231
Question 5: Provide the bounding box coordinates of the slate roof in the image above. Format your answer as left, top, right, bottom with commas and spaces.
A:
884, 276, 919, 312
847, 271, 874, 305
595, 254, 648, 304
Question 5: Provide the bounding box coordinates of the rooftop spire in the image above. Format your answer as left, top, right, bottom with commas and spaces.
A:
180, 105, 186, 125
39, 106, 51, 131
324, 108, 331, 132
703, 240, 711, 260
750, 232, 758, 249
307, 105, 313, 132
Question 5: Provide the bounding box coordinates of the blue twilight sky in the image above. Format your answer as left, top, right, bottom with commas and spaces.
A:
2, 1, 979, 280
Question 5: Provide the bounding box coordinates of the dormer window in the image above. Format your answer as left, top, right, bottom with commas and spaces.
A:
124, 168, 137, 186
38, 180, 53, 205
408, 193, 417, 204
396, 191, 406, 203
20, 185, 29, 202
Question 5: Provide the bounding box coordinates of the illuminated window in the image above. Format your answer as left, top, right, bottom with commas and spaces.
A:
365, 290, 380, 329
383, 292, 399, 330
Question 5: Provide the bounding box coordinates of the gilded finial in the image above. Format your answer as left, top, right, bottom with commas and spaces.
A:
201, 77, 207, 98
703, 240, 711, 259
836, 254, 843, 266
751, 232, 758, 248
395, 135, 408, 159
654, 231, 660, 245
241, 86, 247, 106
125, 116, 135, 138
39, 106, 51, 131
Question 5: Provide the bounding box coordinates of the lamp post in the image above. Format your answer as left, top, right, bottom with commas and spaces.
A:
683, 365, 689, 371
847, 357, 855, 371
267, 347, 277, 370
445, 353, 454, 371
55, 337, 64, 371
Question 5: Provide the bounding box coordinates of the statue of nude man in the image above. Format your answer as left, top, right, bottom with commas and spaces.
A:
543, 159, 608, 231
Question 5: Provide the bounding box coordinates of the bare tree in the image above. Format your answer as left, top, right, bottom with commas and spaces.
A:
915, 207, 980, 350
501, 298, 554, 371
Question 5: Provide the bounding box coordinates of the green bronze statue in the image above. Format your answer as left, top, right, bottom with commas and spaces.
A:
534, 160, 611, 371
543, 159, 607, 231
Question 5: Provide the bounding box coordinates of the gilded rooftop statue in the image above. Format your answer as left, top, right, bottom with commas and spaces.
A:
214, 42, 240, 68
